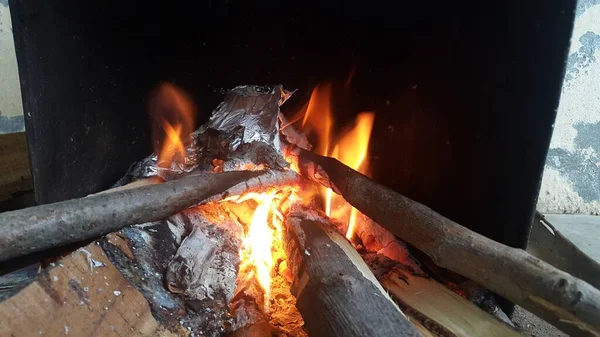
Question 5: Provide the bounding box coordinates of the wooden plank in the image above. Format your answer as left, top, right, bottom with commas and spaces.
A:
0, 132, 32, 202
0, 240, 184, 337
381, 270, 523, 337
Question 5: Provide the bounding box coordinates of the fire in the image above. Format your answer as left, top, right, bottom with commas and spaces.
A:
149, 83, 197, 168
297, 82, 375, 239
246, 192, 276, 302
301, 82, 334, 156
225, 189, 294, 308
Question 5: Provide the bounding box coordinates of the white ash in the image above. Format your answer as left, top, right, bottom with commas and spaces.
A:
113, 291, 121, 296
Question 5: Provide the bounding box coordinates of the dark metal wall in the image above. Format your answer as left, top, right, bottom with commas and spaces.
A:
10, 0, 575, 254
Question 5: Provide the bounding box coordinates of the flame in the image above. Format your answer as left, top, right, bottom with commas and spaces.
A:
294, 83, 375, 240
225, 189, 295, 308
149, 83, 197, 168
246, 192, 276, 302
302, 82, 334, 156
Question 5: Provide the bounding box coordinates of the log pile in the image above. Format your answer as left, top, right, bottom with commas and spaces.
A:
286, 144, 600, 337
0, 84, 598, 337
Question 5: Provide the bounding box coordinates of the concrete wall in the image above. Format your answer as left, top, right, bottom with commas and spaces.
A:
537, 0, 600, 214
0, 0, 24, 134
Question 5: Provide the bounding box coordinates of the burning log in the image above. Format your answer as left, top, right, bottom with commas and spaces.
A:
286, 145, 600, 337
0, 169, 302, 263
283, 206, 421, 337
229, 297, 272, 337
165, 209, 242, 308
228, 273, 273, 337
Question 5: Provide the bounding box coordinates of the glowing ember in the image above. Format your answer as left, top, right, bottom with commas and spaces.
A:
298, 82, 375, 239
149, 83, 197, 168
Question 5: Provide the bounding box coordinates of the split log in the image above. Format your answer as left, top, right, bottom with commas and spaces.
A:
283, 206, 421, 337
0, 169, 300, 262
364, 253, 522, 337
0, 239, 190, 337
286, 145, 600, 337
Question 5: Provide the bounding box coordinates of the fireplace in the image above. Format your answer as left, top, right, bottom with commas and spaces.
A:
3, 1, 587, 336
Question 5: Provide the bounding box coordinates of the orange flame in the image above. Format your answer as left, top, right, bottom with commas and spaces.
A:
302, 82, 334, 156
246, 192, 276, 303
149, 83, 197, 168
297, 83, 375, 240
226, 190, 291, 308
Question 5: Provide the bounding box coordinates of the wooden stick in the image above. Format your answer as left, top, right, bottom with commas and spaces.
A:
286, 145, 600, 337
0, 170, 267, 262
283, 206, 421, 337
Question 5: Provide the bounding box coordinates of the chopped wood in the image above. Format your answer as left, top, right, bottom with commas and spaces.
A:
0, 241, 188, 337
283, 206, 421, 337
286, 145, 600, 337
364, 253, 522, 337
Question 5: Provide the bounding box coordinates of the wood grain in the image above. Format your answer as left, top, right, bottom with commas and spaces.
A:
284, 207, 421, 337
0, 242, 185, 337
382, 270, 523, 337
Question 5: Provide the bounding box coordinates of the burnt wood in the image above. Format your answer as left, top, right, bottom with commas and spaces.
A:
284, 206, 421, 337
229, 297, 272, 337
287, 146, 600, 337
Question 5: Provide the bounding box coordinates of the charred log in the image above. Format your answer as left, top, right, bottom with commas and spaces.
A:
283, 206, 421, 337
286, 145, 600, 337
228, 275, 272, 337
228, 297, 272, 337
165, 209, 242, 308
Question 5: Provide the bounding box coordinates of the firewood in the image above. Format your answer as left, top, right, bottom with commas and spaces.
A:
229, 286, 272, 337
283, 206, 421, 337
228, 297, 272, 337
0, 240, 189, 337
165, 208, 242, 307
364, 253, 522, 337
285, 145, 600, 337
0, 169, 300, 263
